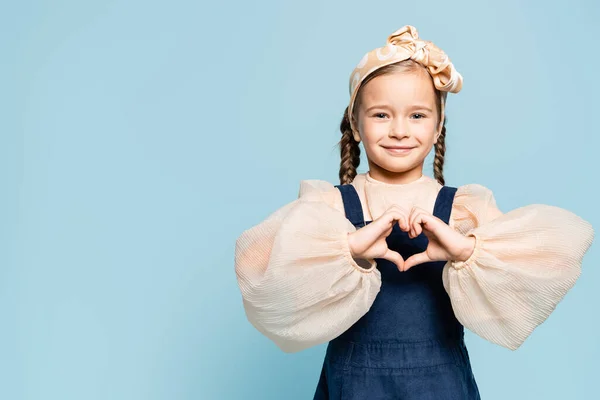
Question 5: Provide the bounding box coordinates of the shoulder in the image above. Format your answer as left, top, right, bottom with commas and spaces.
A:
297, 178, 344, 213
454, 183, 497, 205
299, 179, 336, 196
450, 183, 502, 230
298, 174, 367, 213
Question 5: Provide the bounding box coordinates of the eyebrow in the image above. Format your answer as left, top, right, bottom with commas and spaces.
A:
364, 104, 434, 113
364, 104, 392, 113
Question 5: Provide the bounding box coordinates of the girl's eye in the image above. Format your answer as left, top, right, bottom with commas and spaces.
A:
411, 113, 426, 119
373, 113, 388, 119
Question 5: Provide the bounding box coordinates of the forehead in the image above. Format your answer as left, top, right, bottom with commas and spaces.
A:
359, 69, 436, 106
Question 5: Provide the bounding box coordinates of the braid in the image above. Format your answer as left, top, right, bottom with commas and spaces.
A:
433, 120, 447, 186
338, 107, 361, 185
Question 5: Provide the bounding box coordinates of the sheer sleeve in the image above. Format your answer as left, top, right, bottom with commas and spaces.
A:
443, 184, 594, 350
235, 180, 381, 353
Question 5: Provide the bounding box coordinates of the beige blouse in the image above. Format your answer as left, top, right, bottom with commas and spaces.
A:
234, 172, 594, 353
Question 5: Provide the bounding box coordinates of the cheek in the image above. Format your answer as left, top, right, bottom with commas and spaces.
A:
413, 121, 438, 142
360, 120, 387, 142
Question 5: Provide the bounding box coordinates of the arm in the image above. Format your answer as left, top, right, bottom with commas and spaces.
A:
443, 184, 594, 350
235, 180, 381, 353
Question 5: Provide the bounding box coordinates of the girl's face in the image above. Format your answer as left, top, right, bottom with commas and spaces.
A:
354, 69, 440, 184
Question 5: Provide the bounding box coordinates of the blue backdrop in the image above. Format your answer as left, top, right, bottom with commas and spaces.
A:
2, 0, 598, 398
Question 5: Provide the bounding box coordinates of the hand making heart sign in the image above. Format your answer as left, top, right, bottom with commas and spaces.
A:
347, 205, 476, 272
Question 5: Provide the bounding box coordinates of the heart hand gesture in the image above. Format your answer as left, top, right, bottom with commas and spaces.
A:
402, 207, 475, 271
347, 206, 475, 272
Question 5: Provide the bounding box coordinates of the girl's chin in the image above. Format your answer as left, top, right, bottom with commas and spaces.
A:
371, 160, 422, 174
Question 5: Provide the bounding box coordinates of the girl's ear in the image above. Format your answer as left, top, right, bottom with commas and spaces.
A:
434, 120, 443, 144
435, 107, 445, 144
435, 94, 447, 143
351, 115, 361, 142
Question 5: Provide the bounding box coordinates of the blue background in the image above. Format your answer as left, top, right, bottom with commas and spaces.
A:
2, 0, 598, 398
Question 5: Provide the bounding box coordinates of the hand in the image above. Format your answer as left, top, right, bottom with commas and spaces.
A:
347, 205, 409, 270
402, 206, 476, 272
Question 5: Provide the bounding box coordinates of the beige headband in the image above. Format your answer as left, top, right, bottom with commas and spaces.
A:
347, 25, 463, 135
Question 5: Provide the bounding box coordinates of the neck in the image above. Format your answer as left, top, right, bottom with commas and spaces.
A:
367, 161, 424, 185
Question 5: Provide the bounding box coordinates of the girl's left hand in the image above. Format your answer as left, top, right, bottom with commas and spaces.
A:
402, 206, 476, 272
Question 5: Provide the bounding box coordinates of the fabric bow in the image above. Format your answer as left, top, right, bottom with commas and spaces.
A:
386, 26, 462, 93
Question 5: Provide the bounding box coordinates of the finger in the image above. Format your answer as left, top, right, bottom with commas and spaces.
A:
382, 248, 404, 271
383, 212, 404, 234
369, 210, 400, 236
397, 213, 408, 231
389, 205, 409, 231
416, 212, 441, 238
412, 214, 424, 238
408, 207, 419, 238
379, 209, 408, 231
408, 208, 423, 238
413, 211, 435, 237
404, 252, 431, 271
409, 208, 438, 238
387, 205, 409, 229
410, 212, 419, 239
395, 214, 408, 232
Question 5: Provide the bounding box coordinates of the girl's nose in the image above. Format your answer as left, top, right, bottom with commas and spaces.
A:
389, 118, 409, 139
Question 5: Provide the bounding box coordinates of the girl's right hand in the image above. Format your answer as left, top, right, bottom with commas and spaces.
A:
347, 205, 408, 271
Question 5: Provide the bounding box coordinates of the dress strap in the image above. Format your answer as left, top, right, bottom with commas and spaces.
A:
334, 184, 366, 227
432, 186, 458, 224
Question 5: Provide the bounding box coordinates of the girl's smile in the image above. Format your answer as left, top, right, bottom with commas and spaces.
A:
381, 145, 416, 155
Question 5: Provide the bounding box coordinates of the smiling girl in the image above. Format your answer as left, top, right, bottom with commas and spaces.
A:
234, 25, 594, 399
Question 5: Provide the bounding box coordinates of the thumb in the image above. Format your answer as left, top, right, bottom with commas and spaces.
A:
403, 252, 431, 272
382, 248, 405, 271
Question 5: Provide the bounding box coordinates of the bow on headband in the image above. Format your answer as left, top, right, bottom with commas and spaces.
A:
347, 25, 463, 133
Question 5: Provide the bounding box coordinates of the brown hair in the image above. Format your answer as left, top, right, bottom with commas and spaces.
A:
338, 60, 448, 185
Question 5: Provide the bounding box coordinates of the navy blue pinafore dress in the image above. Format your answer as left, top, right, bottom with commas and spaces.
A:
313, 184, 481, 400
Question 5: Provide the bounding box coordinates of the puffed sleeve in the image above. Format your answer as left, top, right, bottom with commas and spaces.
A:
234, 180, 381, 353
443, 184, 594, 350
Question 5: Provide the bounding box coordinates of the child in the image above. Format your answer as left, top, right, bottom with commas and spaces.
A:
234, 25, 594, 399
